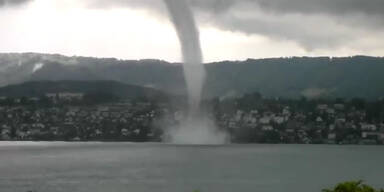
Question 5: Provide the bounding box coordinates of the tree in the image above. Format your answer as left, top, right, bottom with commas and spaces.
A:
350, 98, 366, 110
323, 181, 384, 192
83, 92, 119, 105
20, 96, 30, 105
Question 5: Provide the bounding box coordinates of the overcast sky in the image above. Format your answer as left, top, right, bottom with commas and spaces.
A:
1, 0, 383, 62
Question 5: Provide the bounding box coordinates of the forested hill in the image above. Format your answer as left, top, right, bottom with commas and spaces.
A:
204, 56, 384, 99
0, 53, 383, 99
0, 80, 167, 100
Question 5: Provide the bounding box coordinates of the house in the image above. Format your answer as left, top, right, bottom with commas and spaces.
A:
260, 116, 271, 124
98, 106, 109, 112
121, 128, 130, 136
1, 128, 10, 138
329, 124, 335, 131
228, 121, 238, 129
29, 97, 40, 102
326, 108, 336, 115
317, 104, 328, 111
336, 118, 346, 124
361, 132, 382, 140
361, 123, 377, 131
133, 129, 141, 135
46, 93, 57, 98
273, 116, 285, 124
16, 130, 28, 140
95, 129, 103, 136
282, 107, 291, 116
250, 110, 259, 115
334, 104, 345, 111
328, 133, 336, 140
235, 110, 244, 121
359, 139, 378, 145
262, 125, 274, 131
174, 111, 183, 121
58, 92, 84, 100
286, 128, 295, 133
72, 137, 81, 141
294, 113, 306, 121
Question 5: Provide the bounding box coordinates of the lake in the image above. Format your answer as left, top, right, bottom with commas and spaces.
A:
0, 142, 383, 192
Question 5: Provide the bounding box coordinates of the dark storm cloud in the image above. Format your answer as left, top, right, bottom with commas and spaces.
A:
188, 0, 234, 13
211, 13, 354, 50
4, 0, 382, 51
253, 0, 384, 17
0, 0, 31, 7
81, 0, 384, 21
87, 0, 383, 50
6, 0, 382, 17
188, 0, 384, 17
187, 0, 384, 50
86, 0, 164, 10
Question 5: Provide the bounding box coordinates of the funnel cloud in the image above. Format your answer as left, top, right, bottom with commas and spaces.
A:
164, 0, 204, 114
164, 0, 227, 144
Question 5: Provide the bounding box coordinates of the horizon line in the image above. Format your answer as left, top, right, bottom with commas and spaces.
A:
0, 51, 383, 64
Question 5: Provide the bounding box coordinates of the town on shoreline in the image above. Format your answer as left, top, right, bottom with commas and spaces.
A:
1, 92, 383, 145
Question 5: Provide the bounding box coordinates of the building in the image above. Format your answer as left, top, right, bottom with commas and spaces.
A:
46, 92, 84, 100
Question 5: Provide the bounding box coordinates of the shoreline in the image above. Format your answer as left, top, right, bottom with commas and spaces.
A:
1, 141, 383, 147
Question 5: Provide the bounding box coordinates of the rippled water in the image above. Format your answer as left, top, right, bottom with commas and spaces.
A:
0, 142, 383, 192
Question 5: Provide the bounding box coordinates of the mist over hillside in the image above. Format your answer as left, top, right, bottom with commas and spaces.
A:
0, 53, 383, 99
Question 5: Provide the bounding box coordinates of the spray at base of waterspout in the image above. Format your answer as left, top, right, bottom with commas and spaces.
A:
164, 115, 229, 145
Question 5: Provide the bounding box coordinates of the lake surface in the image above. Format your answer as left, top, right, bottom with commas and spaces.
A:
0, 142, 383, 192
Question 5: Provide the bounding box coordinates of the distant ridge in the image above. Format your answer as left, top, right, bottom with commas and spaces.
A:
0, 53, 384, 99
0, 80, 167, 99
